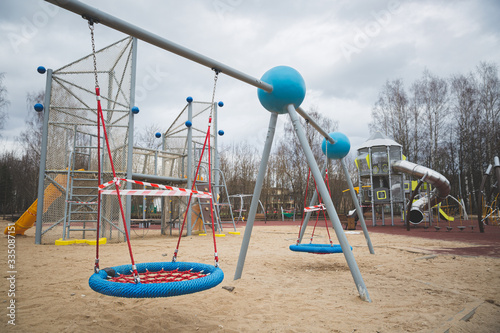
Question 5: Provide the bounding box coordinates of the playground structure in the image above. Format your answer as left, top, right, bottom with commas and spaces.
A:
355, 132, 451, 227
28, 0, 374, 301
478, 156, 500, 230
21, 36, 235, 244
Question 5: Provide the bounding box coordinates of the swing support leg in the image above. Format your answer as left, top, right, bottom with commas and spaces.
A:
287, 104, 371, 302
234, 113, 278, 280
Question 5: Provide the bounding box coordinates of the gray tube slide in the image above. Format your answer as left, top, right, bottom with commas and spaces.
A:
392, 160, 451, 224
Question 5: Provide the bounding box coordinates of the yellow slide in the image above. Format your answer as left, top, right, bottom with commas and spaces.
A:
438, 208, 454, 222
4, 174, 67, 236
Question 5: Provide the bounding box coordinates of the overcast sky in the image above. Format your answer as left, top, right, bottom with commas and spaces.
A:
1, 0, 499, 155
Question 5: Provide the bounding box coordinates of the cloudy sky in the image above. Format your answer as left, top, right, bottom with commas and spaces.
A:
1, 0, 499, 155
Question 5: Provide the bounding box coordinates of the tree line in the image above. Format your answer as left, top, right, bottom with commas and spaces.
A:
1, 61, 498, 219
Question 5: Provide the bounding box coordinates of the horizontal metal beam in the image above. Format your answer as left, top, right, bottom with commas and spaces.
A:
296, 106, 335, 145
45, 0, 273, 93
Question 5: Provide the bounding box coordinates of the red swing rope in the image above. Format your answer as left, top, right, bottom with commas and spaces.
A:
295, 168, 312, 245
297, 164, 334, 246
89, 21, 140, 283
172, 71, 220, 267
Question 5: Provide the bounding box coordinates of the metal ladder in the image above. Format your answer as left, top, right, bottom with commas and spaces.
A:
62, 148, 99, 240
212, 168, 237, 232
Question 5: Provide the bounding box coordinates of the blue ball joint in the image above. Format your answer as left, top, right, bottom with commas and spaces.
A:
218, 101, 224, 107
34, 103, 44, 112
131, 106, 140, 114
37, 66, 46, 74
186, 96, 193, 103
257, 66, 306, 114
322, 132, 351, 160
218, 130, 224, 136
185, 121, 192, 128
155, 132, 161, 138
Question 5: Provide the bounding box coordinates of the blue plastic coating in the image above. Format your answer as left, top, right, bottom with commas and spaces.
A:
131, 106, 140, 114
322, 132, 351, 160
218, 101, 224, 107
289, 243, 352, 254
185, 120, 192, 128
155, 132, 161, 138
218, 130, 224, 136
34, 103, 44, 112
257, 66, 306, 114
186, 96, 193, 103
89, 262, 224, 298
37, 66, 46, 74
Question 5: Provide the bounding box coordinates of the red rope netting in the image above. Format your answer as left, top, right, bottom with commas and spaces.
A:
110, 269, 208, 284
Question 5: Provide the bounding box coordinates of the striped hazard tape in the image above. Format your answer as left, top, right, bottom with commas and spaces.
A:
100, 189, 212, 199
303, 204, 326, 212
98, 178, 212, 198
66, 200, 98, 205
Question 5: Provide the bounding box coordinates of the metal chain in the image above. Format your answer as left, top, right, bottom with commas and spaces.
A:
88, 21, 99, 88
210, 69, 220, 117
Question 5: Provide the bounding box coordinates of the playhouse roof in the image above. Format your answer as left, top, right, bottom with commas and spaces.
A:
357, 132, 402, 150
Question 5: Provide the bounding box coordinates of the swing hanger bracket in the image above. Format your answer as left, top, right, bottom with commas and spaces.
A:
211, 67, 222, 75
82, 14, 100, 26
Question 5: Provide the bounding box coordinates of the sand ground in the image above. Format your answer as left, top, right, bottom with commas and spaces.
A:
1, 219, 499, 332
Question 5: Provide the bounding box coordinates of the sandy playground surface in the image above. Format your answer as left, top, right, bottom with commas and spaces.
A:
1, 218, 499, 333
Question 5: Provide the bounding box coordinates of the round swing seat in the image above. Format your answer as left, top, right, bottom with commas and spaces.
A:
289, 243, 351, 254
89, 261, 224, 298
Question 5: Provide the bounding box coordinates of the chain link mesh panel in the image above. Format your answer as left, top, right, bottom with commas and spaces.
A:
41, 37, 133, 244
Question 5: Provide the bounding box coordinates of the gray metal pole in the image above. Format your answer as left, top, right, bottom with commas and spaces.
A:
234, 112, 278, 280
186, 101, 193, 236
44, 0, 272, 93
341, 158, 375, 254
35, 69, 53, 244
126, 37, 138, 235
298, 161, 327, 243
287, 104, 371, 302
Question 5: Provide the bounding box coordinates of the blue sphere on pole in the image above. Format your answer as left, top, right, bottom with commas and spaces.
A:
322, 132, 351, 160
37, 66, 46, 74
131, 106, 139, 114
34, 103, 44, 112
155, 132, 161, 138
218, 130, 224, 136
257, 66, 306, 114
218, 101, 224, 107
186, 96, 193, 103
185, 120, 192, 127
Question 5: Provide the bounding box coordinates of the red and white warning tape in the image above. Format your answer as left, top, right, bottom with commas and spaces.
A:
303, 204, 326, 212
100, 189, 211, 198
98, 178, 211, 198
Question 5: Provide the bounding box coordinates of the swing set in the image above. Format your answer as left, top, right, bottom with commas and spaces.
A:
290, 167, 349, 254
86, 21, 223, 298
44, 0, 373, 302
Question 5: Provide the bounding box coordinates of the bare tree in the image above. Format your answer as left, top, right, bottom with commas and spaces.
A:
370, 79, 413, 160
0, 73, 9, 137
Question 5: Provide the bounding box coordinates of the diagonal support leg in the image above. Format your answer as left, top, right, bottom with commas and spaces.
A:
234, 112, 278, 280
287, 104, 371, 302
